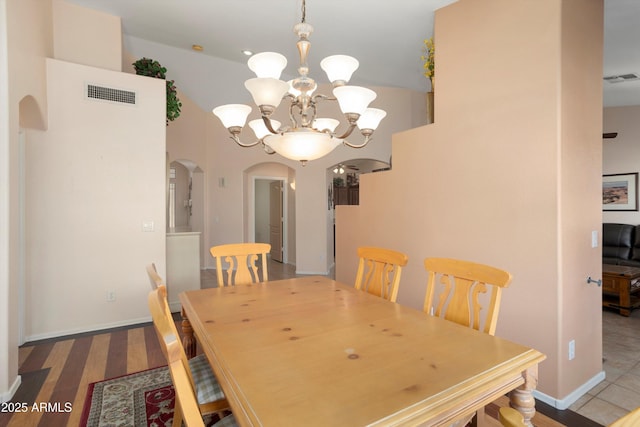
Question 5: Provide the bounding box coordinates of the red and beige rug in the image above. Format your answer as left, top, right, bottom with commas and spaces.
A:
81, 366, 175, 426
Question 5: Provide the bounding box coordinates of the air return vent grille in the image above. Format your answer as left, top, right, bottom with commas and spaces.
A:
86, 84, 137, 105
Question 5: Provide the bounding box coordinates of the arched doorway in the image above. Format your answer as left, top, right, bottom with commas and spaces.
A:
18, 95, 47, 345
245, 162, 296, 265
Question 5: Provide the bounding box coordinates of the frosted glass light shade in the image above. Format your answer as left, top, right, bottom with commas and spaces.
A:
320, 55, 359, 83
264, 130, 342, 162
248, 118, 281, 139
244, 78, 290, 108
212, 104, 252, 128
333, 86, 377, 115
357, 108, 386, 130
248, 52, 287, 79
313, 118, 340, 132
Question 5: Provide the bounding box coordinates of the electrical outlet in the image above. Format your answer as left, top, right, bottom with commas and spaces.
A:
568, 340, 575, 360
106, 291, 116, 302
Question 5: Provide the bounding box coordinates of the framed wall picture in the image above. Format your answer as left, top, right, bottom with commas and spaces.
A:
603, 173, 639, 211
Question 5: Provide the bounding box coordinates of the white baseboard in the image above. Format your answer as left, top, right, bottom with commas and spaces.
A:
1, 375, 21, 403
295, 270, 330, 276
533, 370, 606, 410
24, 316, 152, 343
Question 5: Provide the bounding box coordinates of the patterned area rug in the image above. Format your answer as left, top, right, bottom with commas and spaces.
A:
81, 366, 173, 426
80, 366, 220, 427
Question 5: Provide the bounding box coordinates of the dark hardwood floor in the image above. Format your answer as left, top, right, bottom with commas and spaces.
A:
0, 318, 171, 427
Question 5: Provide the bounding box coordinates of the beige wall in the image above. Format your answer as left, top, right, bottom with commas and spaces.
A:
2, 0, 167, 346
603, 106, 640, 224
336, 0, 603, 406
2, 0, 54, 402
24, 59, 166, 339
52, 0, 121, 71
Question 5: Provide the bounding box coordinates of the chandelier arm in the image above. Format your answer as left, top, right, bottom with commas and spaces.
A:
230, 134, 262, 148
262, 143, 276, 154
312, 93, 333, 103
289, 103, 300, 129
342, 135, 372, 149
303, 103, 317, 127
261, 116, 280, 134
335, 123, 357, 140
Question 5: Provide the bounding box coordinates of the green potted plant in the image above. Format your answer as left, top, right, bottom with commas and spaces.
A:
133, 57, 182, 125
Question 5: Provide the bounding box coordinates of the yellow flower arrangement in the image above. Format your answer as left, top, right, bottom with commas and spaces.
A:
421, 37, 435, 90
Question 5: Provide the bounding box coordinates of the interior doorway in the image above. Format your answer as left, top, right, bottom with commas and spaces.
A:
255, 178, 285, 263
269, 180, 284, 262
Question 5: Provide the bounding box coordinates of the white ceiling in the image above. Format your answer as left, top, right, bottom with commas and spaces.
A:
65, 0, 640, 110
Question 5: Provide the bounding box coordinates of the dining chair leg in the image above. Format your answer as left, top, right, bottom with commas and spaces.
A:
470, 406, 486, 427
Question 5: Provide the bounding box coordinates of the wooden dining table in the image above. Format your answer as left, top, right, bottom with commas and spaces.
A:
179, 276, 545, 427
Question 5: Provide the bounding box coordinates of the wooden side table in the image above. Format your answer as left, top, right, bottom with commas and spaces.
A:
602, 264, 640, 316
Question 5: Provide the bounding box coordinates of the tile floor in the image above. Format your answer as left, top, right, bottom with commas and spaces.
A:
202, 260, 640, 426
569, 307, 640, 426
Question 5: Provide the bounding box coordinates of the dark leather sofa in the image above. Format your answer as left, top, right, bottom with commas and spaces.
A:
603, 223, 640, 267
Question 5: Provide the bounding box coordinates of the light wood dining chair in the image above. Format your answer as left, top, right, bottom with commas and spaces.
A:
210, 243, 271, 286
609, 407, 640, 427
354, 246, 408, 302
423, 257, 512, 335
148, 285, 229, 426
498, 407, 526, 427
146, 263, 164, 290
423, 258, 512, 427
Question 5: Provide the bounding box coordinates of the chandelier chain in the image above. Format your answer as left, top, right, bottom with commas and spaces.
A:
301, 0, 306, 23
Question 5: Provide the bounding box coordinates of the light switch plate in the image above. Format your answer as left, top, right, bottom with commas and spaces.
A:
142, 220, 154, 232
591, 230, 598, 248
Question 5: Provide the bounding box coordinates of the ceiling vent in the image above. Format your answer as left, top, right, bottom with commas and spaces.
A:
86, 84, 137, 105
603, 73, 640, 84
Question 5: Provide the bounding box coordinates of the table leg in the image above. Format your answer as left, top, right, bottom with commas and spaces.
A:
181, 307, 197, 358
509, 365, 538, 427
620, 280, 631, 316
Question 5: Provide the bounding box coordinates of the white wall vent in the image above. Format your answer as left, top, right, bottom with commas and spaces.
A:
603, 73, 640, 83
86, 84, 137, 105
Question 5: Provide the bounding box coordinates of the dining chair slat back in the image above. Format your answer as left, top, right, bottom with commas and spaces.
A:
355, 246, 408, 303
423, 257, 512, 335
210, 243, 271, 286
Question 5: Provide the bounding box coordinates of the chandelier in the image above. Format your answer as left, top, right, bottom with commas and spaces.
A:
212, 0, 386, 165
